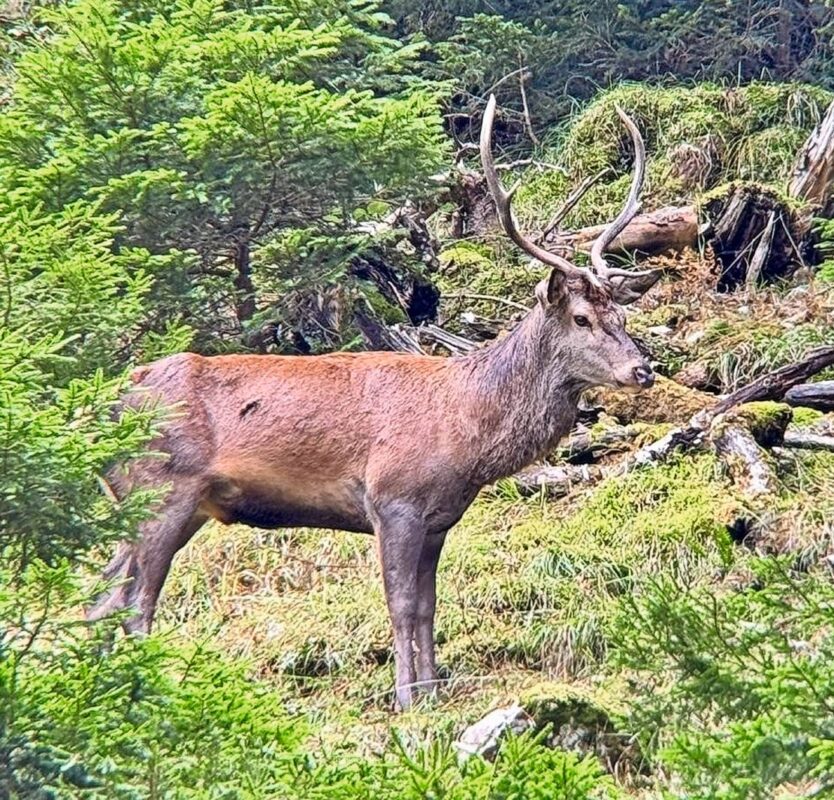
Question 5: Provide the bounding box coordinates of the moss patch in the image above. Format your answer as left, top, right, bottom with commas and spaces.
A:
511, 82, 831, 234
791, 406, 825, 428
723, 402, 793, 447
588, 376, 713, 424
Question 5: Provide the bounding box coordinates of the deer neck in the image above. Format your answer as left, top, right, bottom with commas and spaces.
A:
454, 305, 586, 482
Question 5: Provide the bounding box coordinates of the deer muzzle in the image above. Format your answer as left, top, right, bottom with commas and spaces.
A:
632, 364, 655, 389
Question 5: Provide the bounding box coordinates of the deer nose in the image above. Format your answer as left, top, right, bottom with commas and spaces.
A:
632, 364, 655, 388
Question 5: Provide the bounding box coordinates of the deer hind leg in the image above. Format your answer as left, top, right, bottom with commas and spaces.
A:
413, 531, 447, 695
87, 478, 207, 634
373, 503, 427, 712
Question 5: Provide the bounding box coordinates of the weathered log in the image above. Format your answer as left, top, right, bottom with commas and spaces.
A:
789, 99, 834, 212
553, 422, 641, 463
710, 422, 779, 497
512, 463, 601, 498
784, 381, 834, 412
417, 324, 477, 356
548, 206, 698, 257
782, 431, 834, 452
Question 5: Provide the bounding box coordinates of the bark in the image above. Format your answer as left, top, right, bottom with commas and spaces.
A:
745, 210, 777, 290
784, 381, 834, 412
448, 171, 494, 238
782, 431, 834, 453
789, 99, 834, 211
233, 237, 256, 323
704, 185, 804, 291
388, 202, 441, 274
549, 206, 698, 257
710, 422, 779, 498
512, 463, 601, 499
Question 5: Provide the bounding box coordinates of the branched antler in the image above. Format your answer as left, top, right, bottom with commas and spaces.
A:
480, 94, 662, 299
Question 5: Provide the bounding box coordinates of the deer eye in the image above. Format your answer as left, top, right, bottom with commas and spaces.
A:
574, 315, 591, 328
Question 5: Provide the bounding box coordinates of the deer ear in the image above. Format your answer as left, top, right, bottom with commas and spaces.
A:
536, 268, 568, 308
608, 269, 663, 305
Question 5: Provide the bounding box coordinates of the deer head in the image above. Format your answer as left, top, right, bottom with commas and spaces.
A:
480, 94, 659, 391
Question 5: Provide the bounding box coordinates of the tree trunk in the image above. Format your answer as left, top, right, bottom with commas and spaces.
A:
789, 99, 834, 211
553, 206, 699, 256
233, 237, 256, 323
704, 185, 804, 291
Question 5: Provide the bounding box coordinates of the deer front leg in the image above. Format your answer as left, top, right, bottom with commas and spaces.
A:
414, 530, 447, 694
374, 506, 426, 712
87, 478, 206, 634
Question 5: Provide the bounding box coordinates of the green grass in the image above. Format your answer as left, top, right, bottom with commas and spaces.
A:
158, 453, 744, 746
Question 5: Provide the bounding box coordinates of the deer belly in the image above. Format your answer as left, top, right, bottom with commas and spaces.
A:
202, 471, 371, 533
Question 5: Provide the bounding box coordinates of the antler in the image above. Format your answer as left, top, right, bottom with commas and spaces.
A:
480, 94, 591, 280
589, 105, 657, 284
480, 94, 661, 299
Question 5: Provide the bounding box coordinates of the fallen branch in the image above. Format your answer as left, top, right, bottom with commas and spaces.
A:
784, 381, 834, 412
550, 206, 698, 257
538, 168, 612, 244
512, 463, 601, 498
713, 346, 834, 415
782, 431, 834, 453
417, 324, 477, 356
628, 347, 834, 466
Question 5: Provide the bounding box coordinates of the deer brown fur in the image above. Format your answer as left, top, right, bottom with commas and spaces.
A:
88, 96, 660, 710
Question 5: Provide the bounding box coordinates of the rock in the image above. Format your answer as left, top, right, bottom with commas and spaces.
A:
674, 361, 715, 391
520, 683, 644, 779
454, 704, 533, 760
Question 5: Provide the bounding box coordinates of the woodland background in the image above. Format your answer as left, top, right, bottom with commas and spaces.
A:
4, 1, 834, 797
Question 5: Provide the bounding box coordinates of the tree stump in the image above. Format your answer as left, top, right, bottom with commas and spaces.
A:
704, 185, 804, 291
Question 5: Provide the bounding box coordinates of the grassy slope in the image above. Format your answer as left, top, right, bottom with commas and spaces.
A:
158, 450, 738, 739
156, 83, 834, 794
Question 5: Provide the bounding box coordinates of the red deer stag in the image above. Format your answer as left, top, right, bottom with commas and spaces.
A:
89, 95, 660, 710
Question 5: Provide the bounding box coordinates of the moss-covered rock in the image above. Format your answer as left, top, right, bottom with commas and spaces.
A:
722, 401, 793, 447
587, 375, 713, 424
520, 682, 643, 776
521, 681, 621, 733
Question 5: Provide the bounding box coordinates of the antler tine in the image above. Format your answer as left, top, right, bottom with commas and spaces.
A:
590, 105, 646, 278
480, 94, 587, 278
